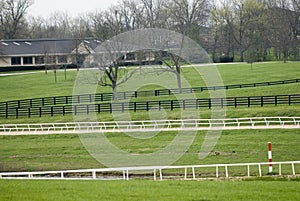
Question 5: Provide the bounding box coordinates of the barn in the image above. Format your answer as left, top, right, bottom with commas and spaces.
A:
0, 38, 100, 70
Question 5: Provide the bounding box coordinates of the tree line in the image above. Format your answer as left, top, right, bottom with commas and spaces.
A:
1, 0, 300, 63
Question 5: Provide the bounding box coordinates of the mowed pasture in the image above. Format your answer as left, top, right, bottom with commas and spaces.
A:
1, 62, 300, 124
1, 179, 300, 201
0, 62, 300, 200
1, 62, 300, 102
1, 129, 300, 173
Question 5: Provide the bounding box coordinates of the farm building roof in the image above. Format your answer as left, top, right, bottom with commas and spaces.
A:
0, 38, 101, 56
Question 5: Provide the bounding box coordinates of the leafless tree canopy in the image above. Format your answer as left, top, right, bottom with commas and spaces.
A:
1, 0, 300, 62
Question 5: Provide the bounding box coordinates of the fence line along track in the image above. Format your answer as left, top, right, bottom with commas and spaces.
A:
0, 117, 299, 135
1, 78, 300, 110
1, 161, 299, 181
1, 94, 300, 119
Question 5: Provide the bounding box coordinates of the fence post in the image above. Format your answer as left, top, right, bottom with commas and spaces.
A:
5, 102, 8, 119
16, 108, 18, 119
158, 101, 161, 111
134, 102, 137, 112
54, 97, 56, 105
39, 107, 42, 117
134, 91, 138, 98
234, 98, 237, 108
288, 95, 291, 106
42, 98, 45, 107
208, 99, 212, 109
248, 97, 251, 107
87, 105, 89, 114
98, 104, 100, 114
146, 102, 149, 111
171, 100, 174, 110
74, 105, 77, 115
51, 107, 54, 116
261, 96, 264, 107
110, 103, 112, 113
28, 108, 31, 118
18, 100, 20, 108
63, 106, 65, 116
66, 96, 69, 104
268, 142, 273, 173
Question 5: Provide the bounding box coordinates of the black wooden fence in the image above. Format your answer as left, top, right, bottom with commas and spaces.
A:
1, 94, 300, 118
1, 78, 300, 111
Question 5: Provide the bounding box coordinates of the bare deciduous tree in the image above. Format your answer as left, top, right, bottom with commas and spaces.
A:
0, 0, 33, 39
94, 40, 140, 101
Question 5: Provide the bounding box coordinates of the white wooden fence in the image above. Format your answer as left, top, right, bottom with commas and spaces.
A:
1, 161, 299, 181
0, 117, 300, 135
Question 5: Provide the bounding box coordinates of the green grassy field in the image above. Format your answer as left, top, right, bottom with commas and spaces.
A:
1, 129, 299, 173
1, 62, 300, 102
1, 179, 300, 201
1, 62, 300, 200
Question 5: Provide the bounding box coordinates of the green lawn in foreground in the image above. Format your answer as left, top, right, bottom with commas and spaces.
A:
1, 62, 300, 102
1, 129, 299, 172
0, 179, 300, 201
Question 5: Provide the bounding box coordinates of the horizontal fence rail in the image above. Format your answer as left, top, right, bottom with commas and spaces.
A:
1, 78, 299, 110
0, 117, 299, 135
1, 161, 299, 181
1, 94, 300, 118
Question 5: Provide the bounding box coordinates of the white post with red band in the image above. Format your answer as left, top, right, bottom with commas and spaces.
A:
268, 142, 273, 173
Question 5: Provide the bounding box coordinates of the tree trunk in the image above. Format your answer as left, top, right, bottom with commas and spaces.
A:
283, 51, 288, 63
240, 50, 244, 62
64, 65, 67, 80
54, 69, 57, 83
112, 82, 118, 101
176, 64, 182, 94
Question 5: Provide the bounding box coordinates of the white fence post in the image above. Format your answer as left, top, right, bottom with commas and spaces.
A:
258, 164, 262, 177
247, 165, 250, 177
292, 163, 295, 175
159, 169, 163, 181
123, 170, 126, 180
279, 164, 282, 176
192, 167, 195, 180
225, 165, 229, 178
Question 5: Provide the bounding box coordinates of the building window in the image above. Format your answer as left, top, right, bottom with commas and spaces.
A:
137, 52, 147, 61
45, 56, 57, 64
58, 55, 68, 64
23, 57, 33, 65
35, 56, 44, 64
11, 57, 21, 65
126, 53, 135, 61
